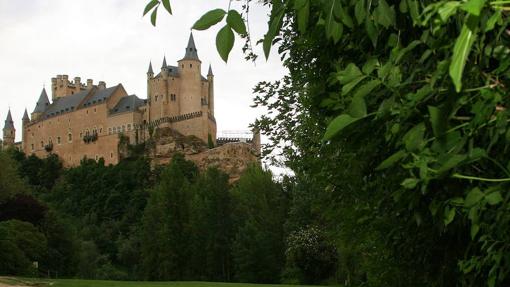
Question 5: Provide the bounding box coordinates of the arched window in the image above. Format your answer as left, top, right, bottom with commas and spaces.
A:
68, 133, 72, 142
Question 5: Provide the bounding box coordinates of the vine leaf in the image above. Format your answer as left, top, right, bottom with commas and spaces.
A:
150, 6, 159, 27
144, 0, 158, 16
354, 0, 366, 25
216, 25, 235, 63
485, 191, 503, 205
325, 0, 343, 43
403, 123, 425, 152
323, 114, 359, 141
263, 2, 285, 59
294, 0, 310, 33
449, 23, 476, 92
465, 188, 484, 207
461, 0, 486, 16
161, 0, 172, 15
444, 207, 456, 226
376, 150, 407, 170
374, 0, 396, 28
226, 10, 247, 36
193, 9, 227, 31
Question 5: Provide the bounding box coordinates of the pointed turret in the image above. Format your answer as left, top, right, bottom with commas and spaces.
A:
208, 64, 214, 77
22, 108, 30, 124
162, 56, 167, 68
182, 32, 199, 61
147, 61, 154, 78
3, 109, 15, 148
4, 110, 14, 130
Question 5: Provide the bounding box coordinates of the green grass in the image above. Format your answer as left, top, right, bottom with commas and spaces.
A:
0, 278, 318, 287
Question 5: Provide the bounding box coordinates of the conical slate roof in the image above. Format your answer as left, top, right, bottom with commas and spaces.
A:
148, 61, 154, 74
182, 32, 199, 61
162, 56, 167, 68
4, 109, 14, 130
33, 88, 50, 113
22, 108, 30, 122
208, 64, 213, 76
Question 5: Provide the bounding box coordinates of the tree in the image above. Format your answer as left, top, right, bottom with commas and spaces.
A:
231, 165, 288, 283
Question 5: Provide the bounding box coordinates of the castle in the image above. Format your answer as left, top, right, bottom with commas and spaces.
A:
2, 33, 260, 175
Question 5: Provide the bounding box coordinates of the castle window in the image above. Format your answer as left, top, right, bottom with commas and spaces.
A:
127, 124, 131, 131
113, 127, 117, 133
57, 137, 61, 145
31, 144, 34, 151
108, 128, 112, 135
68, 133, 72, 142
110, 152, 113, 158
182, 64, 184, 68
190, 64, 192, 68
95, 155, 99, 161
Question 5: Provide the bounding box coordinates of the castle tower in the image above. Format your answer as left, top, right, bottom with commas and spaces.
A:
32, 88, 50, 121
22, 109, 30, 151
177, 32, 202, 114
207, 64, 214, 116
3, 109, 15, 148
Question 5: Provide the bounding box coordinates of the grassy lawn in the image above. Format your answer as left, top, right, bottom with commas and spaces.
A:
0, 278, 319, 287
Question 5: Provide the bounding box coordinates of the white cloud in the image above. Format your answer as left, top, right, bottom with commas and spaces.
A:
0, 0, 287, 142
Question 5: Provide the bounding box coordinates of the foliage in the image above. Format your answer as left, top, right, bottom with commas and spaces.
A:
231, 165, 288, 283
143, 0, 510, 285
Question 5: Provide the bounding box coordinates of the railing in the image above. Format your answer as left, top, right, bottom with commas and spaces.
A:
135, 111, 203, 130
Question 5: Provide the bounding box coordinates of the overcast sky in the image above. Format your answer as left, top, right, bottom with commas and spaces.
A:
0, 0, 287, 142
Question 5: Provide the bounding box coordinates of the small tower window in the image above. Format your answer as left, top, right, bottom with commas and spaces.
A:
31, 144, 34, 151
190, 64, 192, 68
68, 133, 72, 142
57, 137, 61, 145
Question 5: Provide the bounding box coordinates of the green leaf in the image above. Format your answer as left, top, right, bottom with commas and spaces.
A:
342, 76, 366, 95
428, 106, 444, 137
339, 64, 363, 84
403, 123, 425, 152
470, 224, 480, 239
227, 10, 247, 36
192, 9, 226, 31
323, 114, 359, 141
263, 4, 285, 59
161, 0, 172, 14
216, 25, 235, 62
438, 1, 460, 22
325, 1, 344, 43
438, 154, 467, 174
362, 58, 379, 74
407, 0, 420, 24
365, 19, 378, 47
461, 0, 486, 16
485, 191, 503, 205
401, 178, 419, 189
374, 0, 396, 28
353, 79, 381, 99
144, 0, 158, 16
449, 23, 476, 93
349, 94, 367, 118
355, 0, 366, 25
465, 188, 484, 207
333, 2, 354, 28
376, 150, 407, 170
484, 10, 501, 32
444, 207, 456, 226
150, 6, 158, 27
295, 0, 310, 33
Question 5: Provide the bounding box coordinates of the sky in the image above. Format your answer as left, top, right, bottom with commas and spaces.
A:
0, 0, 287, 143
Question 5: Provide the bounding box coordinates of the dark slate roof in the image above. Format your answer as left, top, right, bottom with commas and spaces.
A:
4, 110, 14, 130
22, 109, 29, 121
156, 65, 180, 78
110, 95, 144, 115
43, 89, 90, 118
82, 85, 119, 107
148, 61, 154, 74
162, 56, 167, 68
33, 88, 50, 113
208, 64, 213, 76
182, 32, 199, 61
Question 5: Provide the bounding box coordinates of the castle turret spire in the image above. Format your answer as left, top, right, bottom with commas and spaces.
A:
4, 109, 14, 130
183, 32, 199, 61
208, 64, 214, 77
162, 56, 167, 68
22, 108, 30, 123
148, 61, 154, 74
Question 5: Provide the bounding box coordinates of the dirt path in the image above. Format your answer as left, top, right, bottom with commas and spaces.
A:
0, 277, 41, 287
